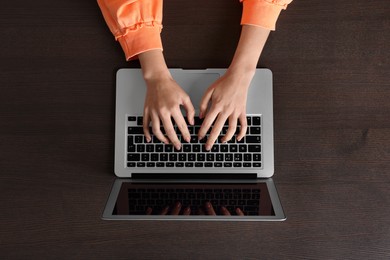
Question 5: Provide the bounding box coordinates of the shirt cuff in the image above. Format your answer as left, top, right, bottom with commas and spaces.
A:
241, 0, 285, 31
117, 25, 163, 61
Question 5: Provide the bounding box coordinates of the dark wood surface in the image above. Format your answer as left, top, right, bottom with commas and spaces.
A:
1, 0, 389, 259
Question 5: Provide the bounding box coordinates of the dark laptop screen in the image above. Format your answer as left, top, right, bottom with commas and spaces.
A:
112, 182, 275, 217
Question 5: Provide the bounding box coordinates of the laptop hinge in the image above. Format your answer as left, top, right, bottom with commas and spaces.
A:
132, 173, 257, 180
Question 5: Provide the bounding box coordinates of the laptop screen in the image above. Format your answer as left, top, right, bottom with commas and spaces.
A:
111, 181, 275, 217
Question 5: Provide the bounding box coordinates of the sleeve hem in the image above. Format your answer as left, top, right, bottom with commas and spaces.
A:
117, 25, 163, 61
241, 0, 284, 31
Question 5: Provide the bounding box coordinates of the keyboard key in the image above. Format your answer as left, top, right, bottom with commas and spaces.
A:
146, 144, 154, 152
224, 162, 232, 167
128, 127, 143, 134
128, 116, 136, 121
248, 145, 261, 152
220, 144, 228, 152
229, 145, 238, 152
205, 162, 213, 167
234, 154, 242, 161
179, 153, 187, 161
185, 162, 194, 167
156, 162, 165, 167
216, 153, 224, 161
193, 144, 201, 152
127, 162, 136, 167
188, 153, 196, 161
225, 154, 233, 161
175, 162, 184, 167
137, 162, 145, 167
252, 116, 261, 125
156, 144, 163, 152
147, 162, 155, 167
246, 116, 252, 126
195, 162, 204, 167
137, 144, 145, 152
250, 127, 261, 134
160, 154, 168, 161
135, 136, 143, 143
246, 136, 261, 143
127, 153, 140, 161
141, 154, 149, 161
169, 153, 177, 161
165, 145, 173, 152
233, 162, 242, 167
166, 162, 174, 167
243, 162, 251, 167
183, 144, 191, 152
253, 154, 261, 161
253, 162, 261, 167
137, 117, 143, 126
239, 145, 247, 152
151, 153, 159, 161
214, 162, 222, 167
128, 144, 136, 152
244, 153, 251, 161
197, 153, 205, 161
206, 154, 214, 161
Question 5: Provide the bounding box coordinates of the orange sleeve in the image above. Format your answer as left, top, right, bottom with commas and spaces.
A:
97, 0, 163, 60
240, 0, 293, 30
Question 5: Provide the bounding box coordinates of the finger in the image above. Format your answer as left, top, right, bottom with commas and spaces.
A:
182, 95, 195, 125
198, 108, 219, 140
205, 113, 228, 150
199, 88, 214, 119
151, 112, 169, 144
172, 111, 191, 143
237, 114, 248, 142
146, 207, 153, 215
236, 207, 245, 216
183, 206, 191, 216
160, 206, 169, 215
220, 206, 231, 216
170, 201, 182, 215
160, 114, 181, 150
221, 115, 238, 143
205, 202, 216, 216
143, 109, 152, 142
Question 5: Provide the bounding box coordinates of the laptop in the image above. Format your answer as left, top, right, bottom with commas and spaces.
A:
102, 68, 286, 221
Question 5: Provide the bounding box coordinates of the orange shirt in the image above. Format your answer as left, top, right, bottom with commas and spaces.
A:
97, 0, 292, 60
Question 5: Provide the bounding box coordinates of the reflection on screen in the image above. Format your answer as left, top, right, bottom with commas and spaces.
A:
113, 183, 274, 217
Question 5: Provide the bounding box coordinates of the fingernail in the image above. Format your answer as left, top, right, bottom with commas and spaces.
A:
199, 112, 203, 119
146, 137, 151, 142
206, 202, 211, 208
205, 144, 211, 151
185, 136, 190, 143
175, 201, 181, 208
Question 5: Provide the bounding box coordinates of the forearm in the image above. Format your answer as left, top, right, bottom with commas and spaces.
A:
138, 50, 171, 82
228, 25, 270, 77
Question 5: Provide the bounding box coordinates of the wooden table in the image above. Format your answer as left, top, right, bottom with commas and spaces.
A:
1, 0, 389, 258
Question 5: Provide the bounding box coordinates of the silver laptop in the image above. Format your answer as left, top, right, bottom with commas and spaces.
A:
102, 68, 285, 221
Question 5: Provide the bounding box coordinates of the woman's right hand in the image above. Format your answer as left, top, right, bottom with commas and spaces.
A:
143, 74, 195, 150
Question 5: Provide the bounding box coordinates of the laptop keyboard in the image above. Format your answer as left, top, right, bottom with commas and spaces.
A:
127, 186, 261, 215
127, 115, 262, 168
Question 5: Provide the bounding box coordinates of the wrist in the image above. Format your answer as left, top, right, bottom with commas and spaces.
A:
139, 50, 172, 82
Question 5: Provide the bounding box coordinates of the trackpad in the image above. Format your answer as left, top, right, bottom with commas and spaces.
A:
172, 72, 220, 112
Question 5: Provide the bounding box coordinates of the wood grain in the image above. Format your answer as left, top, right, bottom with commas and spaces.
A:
0, 0, 389, 259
